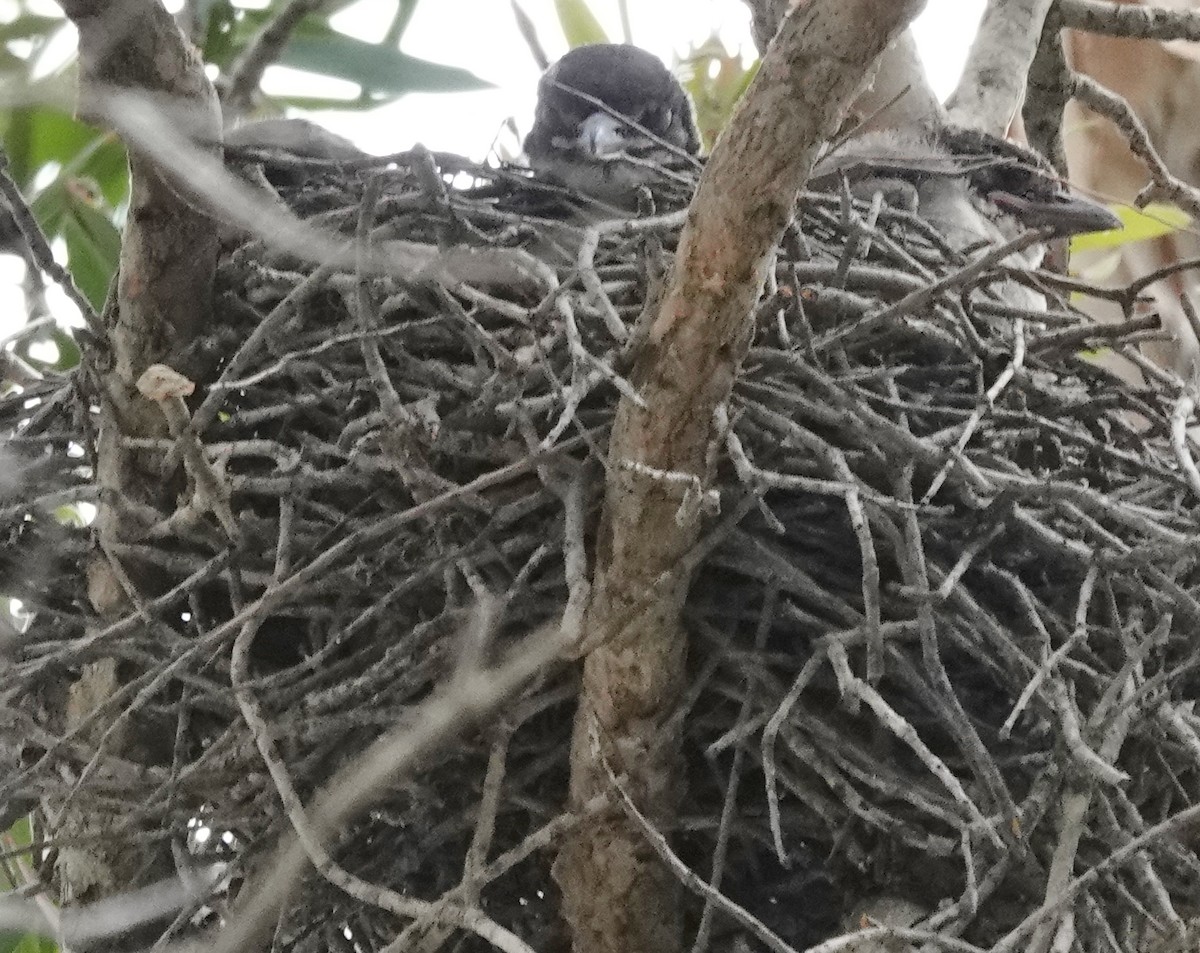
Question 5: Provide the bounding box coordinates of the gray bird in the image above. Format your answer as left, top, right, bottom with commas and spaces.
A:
523, 43, 701, 207
811, 126, 1120, 257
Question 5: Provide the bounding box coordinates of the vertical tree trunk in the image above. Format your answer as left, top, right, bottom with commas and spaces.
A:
554, 3, 925, 952
50, 0, 220, 922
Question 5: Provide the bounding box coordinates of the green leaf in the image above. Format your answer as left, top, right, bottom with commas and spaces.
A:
213, 5, 478, 99
279, 30, 491, 93
6, 815, 33, 851
58, 191, 121, 311
1070, 202, 1190, 253
0, 932, 58, 953
1, 90, 89, 186
52, 504, 84, 526
29, 169, 120, 311
383, 0, 421, 45
0, 49, 26, 73
1, 98, 127, 207
553, 0, 608, 47
0, 13, 64, 42
28, 178, 66, 234
306, 0, 376, 14
199, 0, 239, 68
48, 327, 82, 372
0, 818, 39, 933
679, 40, 758, 150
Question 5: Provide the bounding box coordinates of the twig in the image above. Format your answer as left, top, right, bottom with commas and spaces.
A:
1071, 74, 1200, 220
0, 152, 101, 333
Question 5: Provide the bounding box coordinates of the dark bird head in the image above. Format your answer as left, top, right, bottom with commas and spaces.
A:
938, 126, 1121, 238
524, 43, 701, 206
812, 126, 1119, 249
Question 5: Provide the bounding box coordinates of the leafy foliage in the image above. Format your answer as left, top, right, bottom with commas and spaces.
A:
678, 38, 757, 151
209, 5, 491, 102
552, 0, 610, 47
0, 0, 487, 371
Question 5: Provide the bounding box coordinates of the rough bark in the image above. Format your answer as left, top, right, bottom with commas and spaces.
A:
50, 0, 220, 922
945, 0, 1055, 135
61, 0, 220, 385
1060, 0, 1200, 41
743, 0, 942, 130
743, 0, 792, 53
553, 2, 926, 953
1022, 5, 1070, 169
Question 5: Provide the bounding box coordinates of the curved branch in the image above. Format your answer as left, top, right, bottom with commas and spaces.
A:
742, 0, 942, 130
851, 30, 945, 131
1071, 73, 1200, 220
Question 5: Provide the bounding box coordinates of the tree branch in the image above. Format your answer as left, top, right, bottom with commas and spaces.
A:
946, 0, 1055, 134
554, 3, 926, 953
59, 0, 221, 385
1060, 0, 1200, 41
742, 0, 942, 130
222, 0, 331, 119
1071, 73, 1200, 220
50, 0, 221, 913
1022, 4, 1069, 170
850, 30, 945, 131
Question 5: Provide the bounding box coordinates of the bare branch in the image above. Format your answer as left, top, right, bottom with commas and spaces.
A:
1060, 0, 1200, 41
555, 3, 925, 952
946, 0, 1055, 134
850, 30, 945, 131
0, 153, 100, 333
743, 0, 942, 130
58, 0, 221, 381
47, 0, 222, 914
1022, 4, 1069, 170
1070, 73, 1200, 220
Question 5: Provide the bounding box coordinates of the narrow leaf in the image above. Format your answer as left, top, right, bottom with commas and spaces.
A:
553, 0, 608, 48
58, 191, 120, 311
1070, 202, 1190, 253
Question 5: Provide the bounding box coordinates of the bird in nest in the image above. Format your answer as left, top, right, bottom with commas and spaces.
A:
222, 42, 1118, 278
809, 125, 1120, 259
523, 43, 702, 210
524, 42, 1118, 254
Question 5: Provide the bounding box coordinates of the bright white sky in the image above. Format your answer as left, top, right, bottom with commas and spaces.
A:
301, 0, 987, 158
0, 0, 986, 345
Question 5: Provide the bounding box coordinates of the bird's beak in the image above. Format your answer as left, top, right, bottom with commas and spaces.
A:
988, 189, 1122, 236
576, 112, 628, 157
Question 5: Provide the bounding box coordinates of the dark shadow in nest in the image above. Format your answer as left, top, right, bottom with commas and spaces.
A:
4, 141, 1200, 953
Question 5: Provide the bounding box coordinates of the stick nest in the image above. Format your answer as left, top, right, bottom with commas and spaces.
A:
4, 146, 1200, 953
